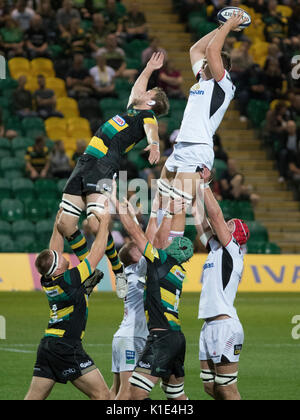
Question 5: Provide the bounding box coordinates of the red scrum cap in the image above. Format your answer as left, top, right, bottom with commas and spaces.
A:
232, 219, 250, 246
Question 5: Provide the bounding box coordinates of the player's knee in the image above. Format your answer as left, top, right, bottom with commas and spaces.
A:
129, 372, 155, 400
160, 381, 185, 400
214, 372, 240, 400
200, 370, 216, 398
57, 214, 77, 237
90, 387, 110, 401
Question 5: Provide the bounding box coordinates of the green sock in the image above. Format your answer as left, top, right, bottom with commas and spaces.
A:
67, 230, 89, 262
106, 233, 123, 274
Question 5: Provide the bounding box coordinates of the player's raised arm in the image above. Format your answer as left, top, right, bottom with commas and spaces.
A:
205, 12, 246, 81
85, 203, 111, 272
127, 52, 165, 108
190, 28, 219, 75
144, 123, 160, 165
49, 209, 64, 253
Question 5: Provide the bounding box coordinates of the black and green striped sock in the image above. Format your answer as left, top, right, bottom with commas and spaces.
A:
106, 232, 123, 274
67, 230, 89, 262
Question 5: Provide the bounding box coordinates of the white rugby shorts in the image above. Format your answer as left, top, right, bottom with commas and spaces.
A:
199, 318, 244, 364
165, 142, 214, 173
112, 336, 147, 373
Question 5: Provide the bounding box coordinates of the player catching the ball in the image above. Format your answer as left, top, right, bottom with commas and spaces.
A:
157, 11, 248, 240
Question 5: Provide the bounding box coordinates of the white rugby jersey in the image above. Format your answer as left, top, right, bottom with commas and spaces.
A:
198, 236, 244, 321
176, 70, 236, 147
114, 257, 149, 340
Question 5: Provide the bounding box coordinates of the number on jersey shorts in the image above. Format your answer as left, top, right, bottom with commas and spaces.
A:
111, 336, 147, 373
199, 318, 244, 364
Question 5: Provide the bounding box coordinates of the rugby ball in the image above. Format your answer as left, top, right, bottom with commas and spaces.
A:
217, 7, 251, 30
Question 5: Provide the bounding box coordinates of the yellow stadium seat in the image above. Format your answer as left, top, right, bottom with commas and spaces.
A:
68, 128, 92, 139
45, 117, 68, 132
45, 77, 67, 98
249, 41, 270, 64
270, 99, 291, 110
67, 117, 90, 132
46, 127, 68, 140
8, 57, 31, 80
31, 58, 55, 78
276, 5, 293, 18
25, 76, 39, 93
56, 97, 79, 118
206, 5, 214, 17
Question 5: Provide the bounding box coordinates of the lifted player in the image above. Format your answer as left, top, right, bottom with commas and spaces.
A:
57, 52, 169, 298
157, 13, 246, 241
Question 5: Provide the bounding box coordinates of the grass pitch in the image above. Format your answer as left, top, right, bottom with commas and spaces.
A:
0, 292, 300, 400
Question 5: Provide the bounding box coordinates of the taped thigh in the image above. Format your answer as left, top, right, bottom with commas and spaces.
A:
215, 372, 238, 387
200, 369, 215, 384
160, 381, 185, 399
129, 372, 155, 393
86, 202, 105, 218
60, 199, 83, 218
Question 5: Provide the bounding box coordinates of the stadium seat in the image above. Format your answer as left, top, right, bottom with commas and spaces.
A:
8, 57, 31, 80
11, 178, 35, 200
21, 118, 45, 136
0, 220, 12, 235
263, 242, 281, 254
11, 137, 34, 154
0, 138, 12, 151
246, 240, 266, 254
24, 199, 48, 222
47, 127, 68, 140
0, 179, 12, 199
67, 117, 91, 133
213, 159, 227, 181
35, 219, 54, 244
56, 97, 80, 118
0, 234, 16, 252
1, 199, 24, 222
34, 179, 58, 199
57, 179, 68, 194
45, 117, 68, 133
247, 99, 270, 128
43, 198, 61, 218
246, 221, 268, 242
45, 77, 67, 98
16, 234, 37, 253
0, 157, 24, 174
31, 58, 55, 78
25, 76, 39, 93
11, 220, 35, 238
276, 5, 292, 18
0, 149, 11, 159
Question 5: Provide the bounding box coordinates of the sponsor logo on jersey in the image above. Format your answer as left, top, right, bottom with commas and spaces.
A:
80, 360, 93, 369
113, 115, 126, 127
234, 344, 243, 355
138, 361, 150, 369
190, 83, 205, 96
62, 368, 76, 376
126, 350, 136, 365
203, 263, 214, 270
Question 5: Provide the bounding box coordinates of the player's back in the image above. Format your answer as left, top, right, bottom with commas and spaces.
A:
85, 106, 157, 169
198, 237, 244, 321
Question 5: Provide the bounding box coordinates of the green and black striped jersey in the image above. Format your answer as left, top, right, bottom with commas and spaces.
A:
41, 259, 93, 341
143, 242, 186, 332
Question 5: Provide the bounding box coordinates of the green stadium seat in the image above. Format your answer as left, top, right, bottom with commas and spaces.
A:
34, 179, 59, 199
0, 234, 16, 252
213, 159, 227, 181
0, 137, 12, 150
24, 199, 48, 222
21, 118, 45, 136
246, 240, 267, 254
11, 137, 34, 153
57, 179, 68, 194
16, 234, 37, 253
35, 219, 54, 244
247, 100, 270, 128
0, 220, 12, 235
43, 198, 61, 217
0, 149, 12, 159
11, 178, 35, 200
0, 178, 12, 199
169, 99, 187, 112
1, 199, 24, 222
5, 115, 22, 132
2, 170, 24, 180
246, 221, 268, 242
12, 220, 35, 238
263, 242, 281, 254
0, 156, 25, 174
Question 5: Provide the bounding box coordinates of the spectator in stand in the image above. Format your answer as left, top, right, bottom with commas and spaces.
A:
96, 33, 137, 82
89, 54, 116, 98
158, 59, 185, 99
71, 139, 87, 167
102, 0, 126, 33
56, 0, 81, 34
11, 0, 35, 32
66, 53, 94, 99
265, 100, 294, 146
207, 0, 227, 24
118, 0, 148, 43
0, 16, 24, 58
34, 74, 63, 119
49, 140, 73, 179
263, 0, 288, 42
13, 75, 37, 118
264, 42, 286, 74
180, 0, 207, 23
25, 136, 50, 180
61, 17, 89, 57
262, 58, 285, 101
276, 120, 299, 183
287, 140, 300, 184
25, 14, 50, 59
141, 36, 167, 67
0, 0, 10, 28
37, 0, 58, 41
89, 13, 109, 52
243, 0, 267, 14
220, 158, 260, 207
230, 39, 253, 85
289, 94, 300, 128
213, 133, 228, 163
0, 108, 18, 140
288, 4, 300, 37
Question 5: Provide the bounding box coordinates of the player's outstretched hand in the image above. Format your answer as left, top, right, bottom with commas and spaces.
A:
145, 143, 160, 166
90, 200, 110, 224
225, 11, 248, 32
147, 52, 165, 72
